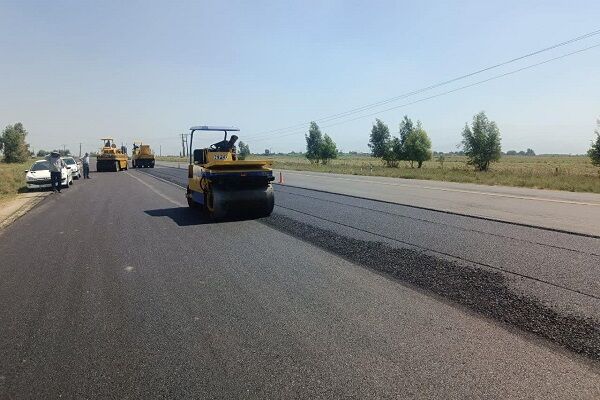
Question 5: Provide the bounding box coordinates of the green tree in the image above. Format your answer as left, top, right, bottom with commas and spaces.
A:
461, 111, 502, 171
382, 137, 401, 167
368, 119, 391, 158
238, 141, 250, 160
59, 149, 71, 156
404, 124, 432, 168
305, 121, 323, 163
588, 119, 600, 168
398, 115, 415, 148
320, 134, 338, 164
37, 149, 49, 157
525, 148, 536, 156
1, 122, 31, 163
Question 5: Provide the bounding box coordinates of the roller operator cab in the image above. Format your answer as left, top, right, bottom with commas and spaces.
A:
186, 126, 275, 219
96, 138, 129, 172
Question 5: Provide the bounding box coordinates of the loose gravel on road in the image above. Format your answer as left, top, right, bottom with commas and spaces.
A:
263, 213, 600, 361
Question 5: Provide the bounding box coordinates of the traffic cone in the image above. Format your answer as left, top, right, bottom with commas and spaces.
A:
279, 171, 284, 184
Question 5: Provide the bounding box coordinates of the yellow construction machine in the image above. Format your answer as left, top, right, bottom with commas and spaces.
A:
96, 138, 129, 172
186, 126, 274, 219
131, 142, 155, 168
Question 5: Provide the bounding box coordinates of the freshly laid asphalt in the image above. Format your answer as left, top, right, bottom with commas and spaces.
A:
1, 165, 599, 399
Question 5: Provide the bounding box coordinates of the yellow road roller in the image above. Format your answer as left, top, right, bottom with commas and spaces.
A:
131, 142, 155, 168
96, 138, 129, 172
186, 125, 274, 219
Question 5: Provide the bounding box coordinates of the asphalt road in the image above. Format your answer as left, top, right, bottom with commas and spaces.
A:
1, 165, 599, 398
273, 169, 600, 237
156, 161, 600, 236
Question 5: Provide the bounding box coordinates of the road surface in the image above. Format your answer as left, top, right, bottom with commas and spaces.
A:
156, 161, 600, 237
1, 165, 599, 398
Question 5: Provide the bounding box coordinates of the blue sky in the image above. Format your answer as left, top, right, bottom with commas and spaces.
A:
1, 0, 599, 155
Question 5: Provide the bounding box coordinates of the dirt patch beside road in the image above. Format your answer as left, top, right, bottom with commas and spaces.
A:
0, 191, 49, 231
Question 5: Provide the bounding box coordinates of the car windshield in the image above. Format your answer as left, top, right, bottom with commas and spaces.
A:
63, 158, 75, 165
30, 161, 50, 171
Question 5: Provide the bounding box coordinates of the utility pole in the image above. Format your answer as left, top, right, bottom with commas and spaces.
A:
79, 143, 82, 158
159, 145, 162, 157
180, 133, 188, 157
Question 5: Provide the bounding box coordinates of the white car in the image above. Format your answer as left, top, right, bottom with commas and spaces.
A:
25, 160, 73, 190
62, 156, 81, 179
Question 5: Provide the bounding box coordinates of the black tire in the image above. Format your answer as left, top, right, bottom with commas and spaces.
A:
187, 187, 200, 209
206, 188, 230, 220
257, 187, 275, 217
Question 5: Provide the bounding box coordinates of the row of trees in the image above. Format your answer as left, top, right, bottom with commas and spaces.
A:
369, 111, 502, 171
303, 112, 600, 172
36, 149, 71, 157
305, 122, 338, 164
0, 123, 73, 163
369, 116, 433, 168
506, 149, 536, 156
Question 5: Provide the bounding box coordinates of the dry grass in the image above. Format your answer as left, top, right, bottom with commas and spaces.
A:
270, 154, 600, 193
0, 159, 32, 201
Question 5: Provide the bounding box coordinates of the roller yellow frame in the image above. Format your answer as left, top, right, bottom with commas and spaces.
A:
96, 138, 129, 172
186, 126, 275, 219
131, 141, 156, 168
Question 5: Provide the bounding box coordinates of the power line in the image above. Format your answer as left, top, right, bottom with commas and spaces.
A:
248, 42, 600, 143
245, 28, 600, 141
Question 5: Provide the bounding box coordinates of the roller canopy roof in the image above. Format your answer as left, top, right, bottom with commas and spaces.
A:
189, 126, 240, 132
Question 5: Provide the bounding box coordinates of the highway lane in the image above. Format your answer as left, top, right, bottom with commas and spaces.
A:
155, 161, 600, 237
273, 169, 600, 237
139, 165, 600, 356
145, 165, 600, 311
1, 167, 600, 398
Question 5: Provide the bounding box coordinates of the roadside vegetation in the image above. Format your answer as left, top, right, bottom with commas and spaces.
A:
156, 153, 600, 193
0, 123, 33, 201
257, 154, 600, 193
157, 113, 600, 193
0, 160, 30, 200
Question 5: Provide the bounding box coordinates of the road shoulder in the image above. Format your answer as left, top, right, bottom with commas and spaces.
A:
0, 191, 49, 230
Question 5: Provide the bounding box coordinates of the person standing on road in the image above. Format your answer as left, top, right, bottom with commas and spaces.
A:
48, 151, 66, 193
82, 152, 91, 179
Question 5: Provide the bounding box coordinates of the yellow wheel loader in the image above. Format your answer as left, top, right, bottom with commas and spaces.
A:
186, 126, 274, 219
131, 142, 155, 168
96, 138, 129, 172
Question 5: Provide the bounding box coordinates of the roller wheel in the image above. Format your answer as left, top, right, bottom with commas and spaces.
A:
187, 187, 199, 209
257, 187, 275, 217
206, 188, 227, 220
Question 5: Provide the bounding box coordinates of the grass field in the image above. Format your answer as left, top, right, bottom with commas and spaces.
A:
0, 160, 31, 201
157, 154, 600, 193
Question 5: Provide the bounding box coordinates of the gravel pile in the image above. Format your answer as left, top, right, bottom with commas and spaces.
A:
264, 213, 600, 361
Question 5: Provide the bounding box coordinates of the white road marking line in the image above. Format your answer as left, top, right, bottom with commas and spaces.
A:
126, 171, 186, 207
279, 171, 600, 207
